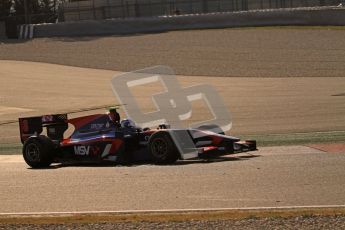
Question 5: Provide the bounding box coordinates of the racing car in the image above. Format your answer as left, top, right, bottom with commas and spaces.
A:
19, 110, 257, 168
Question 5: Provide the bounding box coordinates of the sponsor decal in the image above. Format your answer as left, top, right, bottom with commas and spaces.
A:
91, 146, 101, 156
74, 145, 102, 156
74, 146, 90, 156
42, 115, 53, 123
90, 123, 104, 129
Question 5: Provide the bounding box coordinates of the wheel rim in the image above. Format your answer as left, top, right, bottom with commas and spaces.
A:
151, 138, 168, 158
25, 143, 40, 162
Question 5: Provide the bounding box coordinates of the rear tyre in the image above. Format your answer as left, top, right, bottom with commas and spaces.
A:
148, 131, 179, 164
23, 136, 55, 168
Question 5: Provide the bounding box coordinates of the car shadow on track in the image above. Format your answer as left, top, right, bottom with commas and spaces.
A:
173, 154, 260, 166
27, 154, 261, 169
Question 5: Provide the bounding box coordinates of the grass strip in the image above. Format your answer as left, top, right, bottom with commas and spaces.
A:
240, 131, 345, 147
0, 207, 344, 224
0, 143, 22, 155
232, 25, 345, 30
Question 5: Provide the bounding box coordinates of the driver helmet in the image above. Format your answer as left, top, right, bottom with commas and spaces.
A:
121, 119, 136, 128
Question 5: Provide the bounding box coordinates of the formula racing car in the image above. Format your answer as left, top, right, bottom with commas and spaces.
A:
19, 109, 257, 168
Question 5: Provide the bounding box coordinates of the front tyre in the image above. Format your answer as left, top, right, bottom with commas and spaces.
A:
148, 131, 179, 164
23, 136, 55, 168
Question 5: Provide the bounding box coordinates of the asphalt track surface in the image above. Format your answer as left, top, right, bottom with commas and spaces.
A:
0, 146, 344, 214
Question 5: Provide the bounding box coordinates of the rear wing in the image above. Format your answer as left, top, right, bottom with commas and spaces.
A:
18, 114, 68, 144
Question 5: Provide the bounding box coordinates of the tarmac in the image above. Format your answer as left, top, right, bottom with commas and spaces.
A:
0, 145, 344, 214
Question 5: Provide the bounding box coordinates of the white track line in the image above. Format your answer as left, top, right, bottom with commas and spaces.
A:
1, 205, 345, 216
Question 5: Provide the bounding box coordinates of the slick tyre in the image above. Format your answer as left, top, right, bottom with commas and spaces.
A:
148, 131, 179, 164
23, 136, 55, 168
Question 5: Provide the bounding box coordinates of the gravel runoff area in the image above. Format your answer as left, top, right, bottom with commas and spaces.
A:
1, 27, 345, 77
1, 215, 345, 229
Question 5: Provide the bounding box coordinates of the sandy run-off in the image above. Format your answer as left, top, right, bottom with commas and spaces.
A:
0, 60, 345, 144
1, 28, 345, 78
